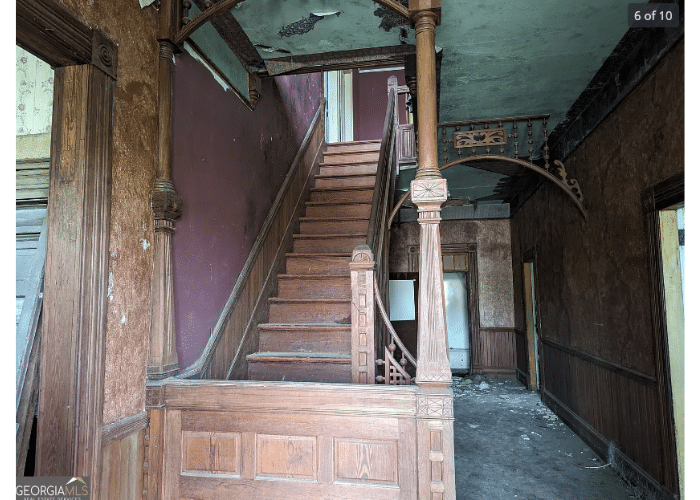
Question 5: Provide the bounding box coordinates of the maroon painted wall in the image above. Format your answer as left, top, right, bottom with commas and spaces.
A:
352, 68, 407, 141
172, 53, 322, 368
510, 42, 683, 489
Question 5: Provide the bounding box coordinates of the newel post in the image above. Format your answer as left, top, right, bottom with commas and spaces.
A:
149, 2, 183, 379
350, 245, 376, 384
409, 1, 456, 499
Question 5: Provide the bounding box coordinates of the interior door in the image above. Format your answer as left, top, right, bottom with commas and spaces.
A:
444, 272, 470, 372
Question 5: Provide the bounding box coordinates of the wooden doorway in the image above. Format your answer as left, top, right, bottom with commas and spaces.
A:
522, 259, 540, 391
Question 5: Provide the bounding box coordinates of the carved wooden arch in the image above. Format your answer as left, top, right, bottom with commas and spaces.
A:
439, 155, 588, 221
173, 0, 409, 45
389, 155, 588, 223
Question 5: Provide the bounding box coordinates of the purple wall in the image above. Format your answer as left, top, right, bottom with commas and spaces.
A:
172, 52, 322, 368
352, 68, 407, 141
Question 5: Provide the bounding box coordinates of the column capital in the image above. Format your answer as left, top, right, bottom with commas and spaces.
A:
411, 178, 447, 209
409, 0, 441, 26
151, 179, 182, 222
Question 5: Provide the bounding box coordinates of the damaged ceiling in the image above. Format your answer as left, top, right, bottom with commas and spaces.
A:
172, 0, 679, 218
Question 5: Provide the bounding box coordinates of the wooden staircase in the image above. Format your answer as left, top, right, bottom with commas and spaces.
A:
247, 140, 381, 383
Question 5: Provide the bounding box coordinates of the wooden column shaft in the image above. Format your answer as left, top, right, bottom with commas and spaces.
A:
157, 40, 176, 180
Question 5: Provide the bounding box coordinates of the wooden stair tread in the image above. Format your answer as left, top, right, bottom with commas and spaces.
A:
309, 186, 373, 192
305, 200, 371, 206
316, 172, 375, 178
269, 297, 349, 303
258, 322, 350, 329
324, 148, 381, 155
278, 273, 349, 279
293, 233, 366, 239
299, 216, 367, 222
319, 161, 378, 167
327, 140, 380, 146
247, 352, 351, 362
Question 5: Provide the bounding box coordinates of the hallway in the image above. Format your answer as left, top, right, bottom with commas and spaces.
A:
453, 376, 638, 500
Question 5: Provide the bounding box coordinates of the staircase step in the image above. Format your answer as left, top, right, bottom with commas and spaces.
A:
326, 140, 381, 153
269, 298, 351, 323
321, 152, 380, 164
277, 274, 351, 299
314, 174, 375, 189
299, 217, 369, 235
309, 187, 374, 203
293, 233, 366, 253
247, 352, 352, 383
285, 253, 352, 275
319, 162, 377, 177
304, 202, 372, 218
258, 324, 352, 353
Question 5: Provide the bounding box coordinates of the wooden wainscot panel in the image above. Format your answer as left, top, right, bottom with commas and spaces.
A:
256, 434, 317, 481
334, 439, 398, 487
182, 431, 241, 476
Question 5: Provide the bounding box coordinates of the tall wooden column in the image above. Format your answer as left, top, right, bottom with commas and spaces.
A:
148, 34, 182, 379
409, 2, 456, 499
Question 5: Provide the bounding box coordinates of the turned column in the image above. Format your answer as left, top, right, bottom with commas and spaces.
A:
148, 38, 182, 379
410, 2, 451, 388
409, 3, 456, 499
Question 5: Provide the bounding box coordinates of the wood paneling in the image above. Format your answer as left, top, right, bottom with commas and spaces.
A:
150, 380, 420, 500
472, 328, 517, 375
180, 101, 325, 379
100, 421, 147, 500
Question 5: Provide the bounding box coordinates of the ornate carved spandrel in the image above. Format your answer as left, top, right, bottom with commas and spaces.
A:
453, 128, 507, 149
552, 160, 584, 203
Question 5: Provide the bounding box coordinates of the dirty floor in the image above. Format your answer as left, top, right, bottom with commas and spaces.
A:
452, 375, 639, 500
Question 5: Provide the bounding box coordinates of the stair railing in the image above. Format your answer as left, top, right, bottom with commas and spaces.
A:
351, 76, 417, 385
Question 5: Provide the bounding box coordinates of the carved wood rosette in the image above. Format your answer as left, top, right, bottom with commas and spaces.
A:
350, 245, 376, 384
148, 179, 182, 379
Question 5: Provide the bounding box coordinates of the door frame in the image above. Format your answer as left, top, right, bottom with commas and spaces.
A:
643, 172, 683, 495
17, 0, 117, 481
522, 247, 540, 391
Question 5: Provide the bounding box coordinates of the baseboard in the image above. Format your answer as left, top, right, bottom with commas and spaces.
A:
541, 389, 678, 500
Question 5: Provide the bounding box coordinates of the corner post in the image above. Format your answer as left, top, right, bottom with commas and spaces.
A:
350, 245, 376, 384
148, 3, 182, 379
409, 1, 456, 498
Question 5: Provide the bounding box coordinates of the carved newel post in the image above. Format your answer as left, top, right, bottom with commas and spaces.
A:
409, 1, 456, 499
148, 39, 182, 379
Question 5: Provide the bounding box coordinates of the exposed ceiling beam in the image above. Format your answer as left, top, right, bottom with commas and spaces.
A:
263, 45, 416, 77
191, 0, 265, 73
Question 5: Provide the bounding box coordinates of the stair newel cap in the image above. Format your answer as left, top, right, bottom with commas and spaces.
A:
349, 244, 375, 270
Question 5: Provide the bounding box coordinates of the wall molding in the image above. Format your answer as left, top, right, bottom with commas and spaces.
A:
178, 99, 326, 379
540, 336, 657, 385
542, 389, 677, 500
102, 411, 149, 445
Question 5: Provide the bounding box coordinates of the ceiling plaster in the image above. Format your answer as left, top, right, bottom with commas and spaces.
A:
181, 0, 669, 217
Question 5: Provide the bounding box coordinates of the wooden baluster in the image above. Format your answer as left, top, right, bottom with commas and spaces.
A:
469, 124, 476, 156
542, 117, 550, 170
442, 125, 448, 164
512, 120, 518, 159
455, 126, 462, 159
499, 121, 504, 155
528, 118, 533, 162
182, 0, 191, 24
484, 122, 491, 154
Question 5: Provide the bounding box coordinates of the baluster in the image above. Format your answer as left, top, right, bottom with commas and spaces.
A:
542, 117, 550, 170
182, 0, 192, 24
442, 126, 448, 164
456, 125, 462, 159
484, 122, 490, 154
512, 121, 518, 159
527, 119, 533, 162
470, 124, 477, 156
203, 0, 213, 7
498, 121, 504, 155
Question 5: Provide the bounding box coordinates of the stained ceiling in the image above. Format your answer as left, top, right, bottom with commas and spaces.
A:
175, 0, 658, 218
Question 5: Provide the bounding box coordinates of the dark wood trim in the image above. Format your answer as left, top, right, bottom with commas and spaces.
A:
37, 63, 114, 484
644, 172, 683, 494
540, 336, 657, 385
264, 45, 416, 77
102, 411, 149, 445
542, 388, 678, 500
479, 326, 516, 333
17, 0, 118, 78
